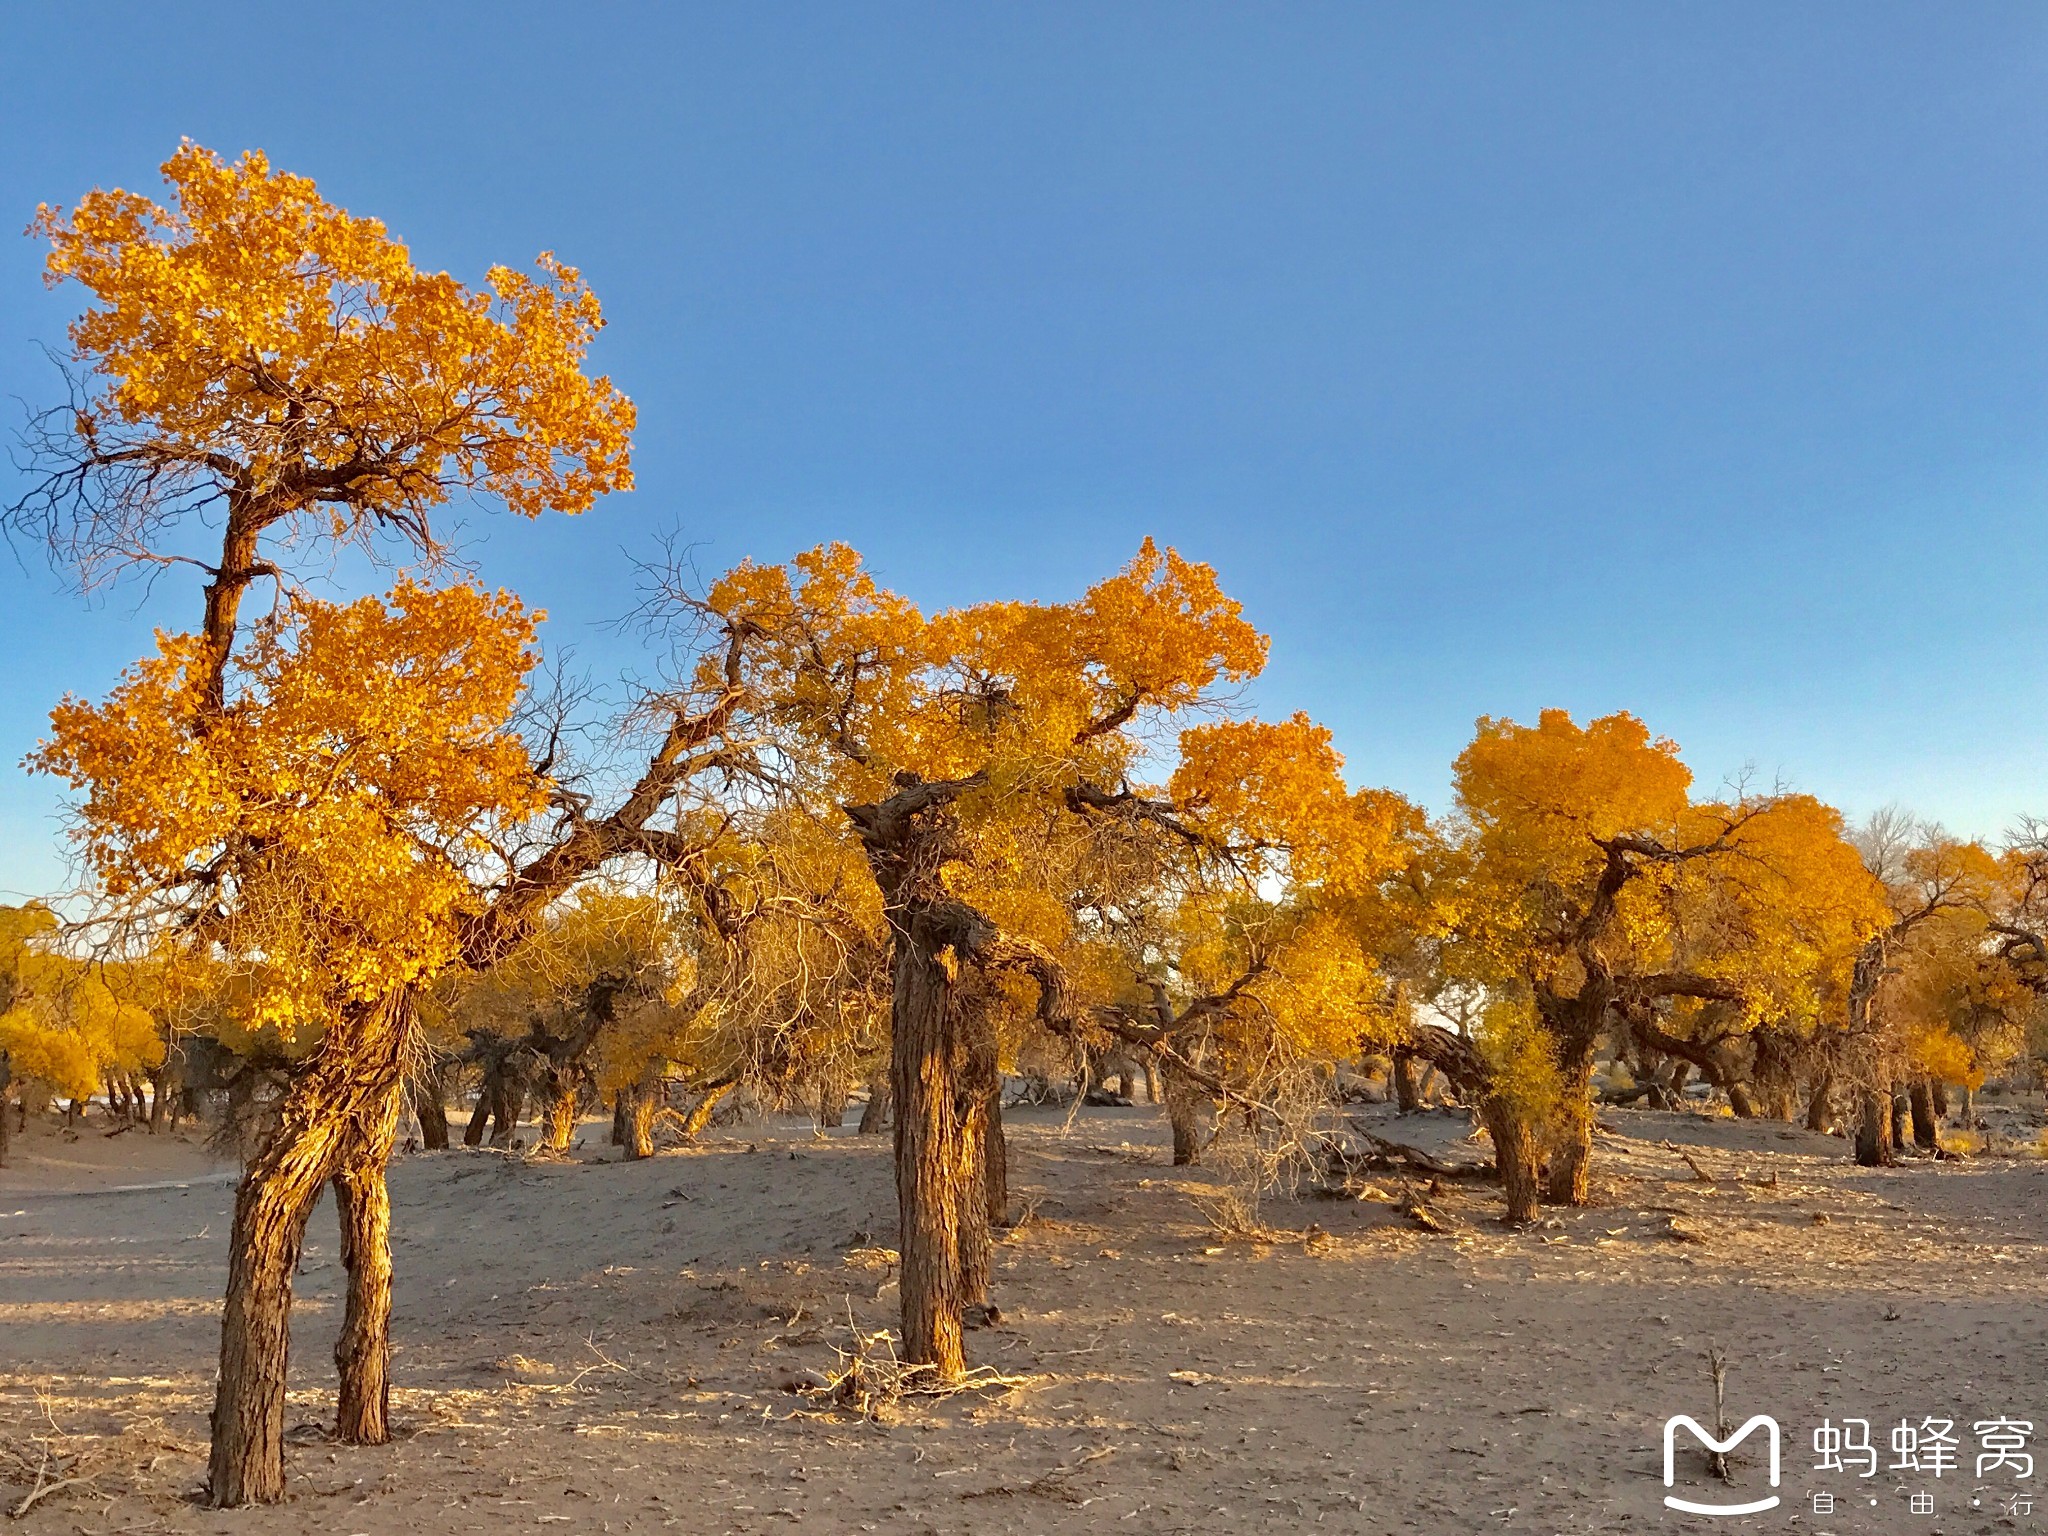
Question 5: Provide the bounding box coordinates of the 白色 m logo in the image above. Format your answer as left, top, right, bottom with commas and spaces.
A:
1662, 1414, 1781, 1515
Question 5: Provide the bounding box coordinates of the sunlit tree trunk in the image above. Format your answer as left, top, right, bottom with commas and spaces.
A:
891, 919, 971, 1377
624, 1066, 662, 1159
960, 996, 1003, 1318
333, 1084, 404, 1444
542, 1083, 579, 1153
1483, 1093, 1541, 1225
1545, 1042, 1598, 1206
208, 990, 412, 1507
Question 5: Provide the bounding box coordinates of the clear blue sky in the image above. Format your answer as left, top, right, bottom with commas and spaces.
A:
3, 3, 2045, 901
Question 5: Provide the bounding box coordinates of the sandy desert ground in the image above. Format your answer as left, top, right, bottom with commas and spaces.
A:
5, 1100, 2048, 1535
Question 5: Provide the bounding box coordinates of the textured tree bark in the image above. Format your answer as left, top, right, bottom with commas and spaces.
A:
542, 1083, 579, 1152
411, 1066, 449, 1152
1907, 1078, 1940, 1154
1392, 1048, 1423, 1113
208, 990, 413, 1507
1483, 1093, 1541, 1225
959, 996, 1004, 1317
1854, 1079, 1894, 1167
1544, 1044, 1597, 1206
333, 1085, 403, 1444
461, 1081, 490, 1148
625, 1066, 662, 1159
488, 1079, 525, 1150
857, 1066, 891, 1134
891, 922, 971, 1377
0, 1053, 12, 1170
1163, 1060, 1210, 1167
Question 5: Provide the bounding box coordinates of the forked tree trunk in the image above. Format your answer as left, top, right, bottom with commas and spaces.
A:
857, 1067, 891, 1134
1545, 1046, 1597, 1206
1483, 1093, 1541, 1225
209, 990, 413, 1507
333, 1085, 403, 1444
679, 1078, 734, 1140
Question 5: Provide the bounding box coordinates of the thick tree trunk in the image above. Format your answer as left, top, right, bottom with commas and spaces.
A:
1544, 1044, 1597, 1206
1727, 1080, 1759, 1118
1929, 1079, 1950, 1119
857, 1066, 891, 1134
1854, 1081, 1894, 1167
1163, 1060, 1210, 1167
333, 1086, 403, 1444
1483, 1093, 1542, 1225
1392, 1048, 1423, 1113
0, 1055, 12, 1170
1806, 1065, 1834, 1132
891, 920, 971, 1378
610, 1095, 629, 1146
542, 1083, 579, 1152
624, 1066, 661, 1159
488, 1080, 525, 1150
208, 990, 413, 1507
411, 1066, 449, 1152
1907, 1078, 1940, 1154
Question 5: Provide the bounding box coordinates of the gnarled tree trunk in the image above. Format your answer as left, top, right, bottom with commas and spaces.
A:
542, 1082, 579, 1153
208, 990, 412, 1507
333, 1085, 404, 1444
1391, 1047, 1423, 1113
624, 1065, 663, 1159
